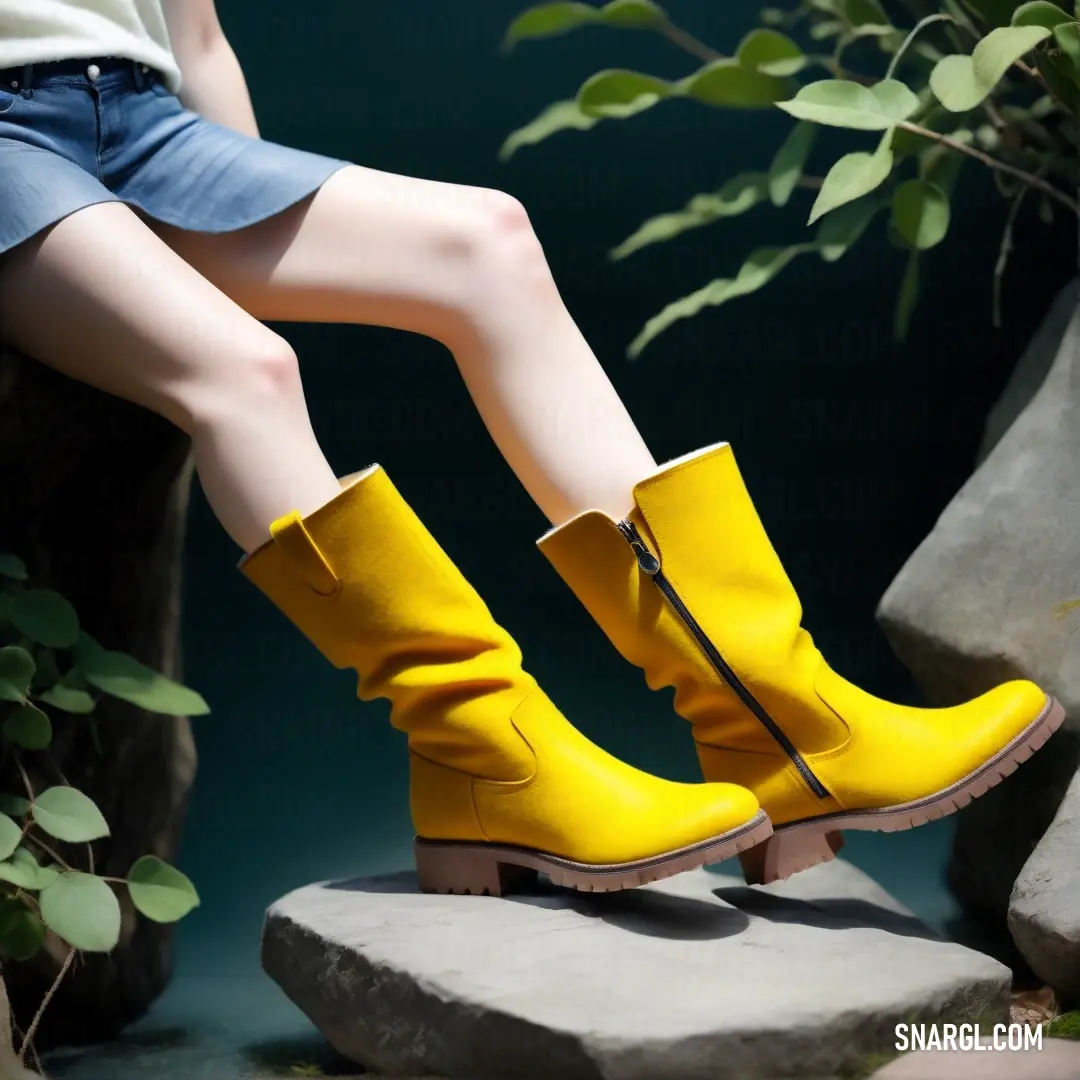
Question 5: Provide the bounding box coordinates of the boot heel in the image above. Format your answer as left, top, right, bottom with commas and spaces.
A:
738, 827, 844, 886
414, 839, 538, 897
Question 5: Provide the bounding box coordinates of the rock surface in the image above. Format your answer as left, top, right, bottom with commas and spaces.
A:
869, 1037, 1080, 1080
0, 347, 197, 1046
1009, 768, 1080, 996
877, 278, 1080, 938
262, 860, 1010, 1080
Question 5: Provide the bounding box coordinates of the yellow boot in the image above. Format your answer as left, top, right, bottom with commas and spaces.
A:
538, 442, 1063, 885
240, 464, 768, 896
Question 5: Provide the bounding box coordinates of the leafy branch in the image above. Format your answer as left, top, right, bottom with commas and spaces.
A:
498, 0, 1078, 353
0, 553, 207, 1071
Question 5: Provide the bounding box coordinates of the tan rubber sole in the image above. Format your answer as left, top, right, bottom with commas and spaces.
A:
739, 695, 1066, 886
414, 809, 772, 896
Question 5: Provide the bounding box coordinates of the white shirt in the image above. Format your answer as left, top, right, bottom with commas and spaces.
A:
0, 0, 182, 92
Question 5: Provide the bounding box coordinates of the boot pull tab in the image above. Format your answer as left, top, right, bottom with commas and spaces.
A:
269, 511, 341, 596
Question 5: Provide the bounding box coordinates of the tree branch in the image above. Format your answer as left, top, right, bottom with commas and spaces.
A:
655, 19, 722, 64
18, 947, 76, 1064
896, 121, 1080, 214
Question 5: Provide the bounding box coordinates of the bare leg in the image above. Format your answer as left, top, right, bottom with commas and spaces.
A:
153, 165, 658, 525
0, 203, 341, 552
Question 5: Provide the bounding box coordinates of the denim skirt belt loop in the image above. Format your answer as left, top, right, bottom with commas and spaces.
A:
0, 56, 348, 255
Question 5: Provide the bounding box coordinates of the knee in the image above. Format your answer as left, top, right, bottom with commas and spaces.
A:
179, 331, 303, 433
453, 189, 553, 295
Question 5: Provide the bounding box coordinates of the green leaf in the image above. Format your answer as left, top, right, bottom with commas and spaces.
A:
891, 179, 951, 249
966, 0, 1029, 24
599, 0, 666, 27
809, 132, 895, 223
127, 856, 200, 923
577, 69, 671, 118
0, 848, 60, 891
894, 250, 921, 342
1011, 1, 1073, 28
6, 590, 79, 649
0, 815, 21, 862
736, 28, 807, 76
0, 899, 45, 960
0, 646, 34, 702
844, 0, 891, 26
502, 0, 664, 49
2, 703, 53, 751
0, 795, 30, 818
38, 683, 96, 714
610, 174, 770, 259
777, 78, 920, 129
816, 195, 883, 261
40, 872, 121, 952
919, 134, 970, 194
929, 25, 1053, 110
1054, 21, 1080, 70
32, 786, 110, 843
628, 244, 814, 358
1038, 50, 1080, 107
499, 99, 599, 160
30, 647, 61, 692
0, 555, 27, 582
892, 105, 970, 161
768, 122, 817, 206
811, 18, 846, 39
77, 645, 209, 716
503, 2, 599, 47
679, 59, 794, 107
1046, 1011, 1080, 1039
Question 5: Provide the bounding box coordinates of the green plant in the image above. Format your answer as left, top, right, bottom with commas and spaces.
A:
1046, 1010, 1080, 1038
498, 0, 1078, 355
0, 553, 207, 1073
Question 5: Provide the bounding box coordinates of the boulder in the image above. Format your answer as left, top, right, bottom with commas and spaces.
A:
1009, 767, 1080, 997
876, 278, 1080, 936
0, 347, 197, 1046
261, 860, 1010, 1080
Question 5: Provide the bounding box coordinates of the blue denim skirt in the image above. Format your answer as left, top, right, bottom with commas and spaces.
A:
0, 57, 348, 255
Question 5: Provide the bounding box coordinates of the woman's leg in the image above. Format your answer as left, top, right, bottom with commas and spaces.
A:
0, 202, 341, 552
151, 165, 658, 525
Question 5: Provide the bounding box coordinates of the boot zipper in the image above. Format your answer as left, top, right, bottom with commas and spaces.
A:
616, 519, 830, 800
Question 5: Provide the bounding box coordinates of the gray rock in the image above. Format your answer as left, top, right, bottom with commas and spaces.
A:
876, 278, 1080, 937
870, 1037, 1080, 1080
977, 279, 1080, 463
1009, 768, 1080, 995
261, 860, 1010, 1080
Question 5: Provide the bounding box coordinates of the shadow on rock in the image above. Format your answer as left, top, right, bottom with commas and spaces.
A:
329, 871, 751, 941
944, 909, 1037, 984
712, 886, 940, 941
508, 877, 751, 941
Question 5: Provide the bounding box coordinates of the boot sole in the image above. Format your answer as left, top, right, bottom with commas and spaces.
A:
414, 809, 772, 896
740, 695, 1065, 886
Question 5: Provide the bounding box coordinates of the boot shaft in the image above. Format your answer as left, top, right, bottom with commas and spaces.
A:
240, 466, 536, 782
539, 443, 848, 758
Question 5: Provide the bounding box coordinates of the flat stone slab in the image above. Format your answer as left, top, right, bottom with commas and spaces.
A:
870, 1037, 1080, 1079
262, 860, 1011, 1080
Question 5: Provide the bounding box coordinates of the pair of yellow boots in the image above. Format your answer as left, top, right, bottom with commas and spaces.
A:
242, 443, 1062, 895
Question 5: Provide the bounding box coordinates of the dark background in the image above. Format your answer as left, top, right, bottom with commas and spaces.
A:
172, 0, 1072, 992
